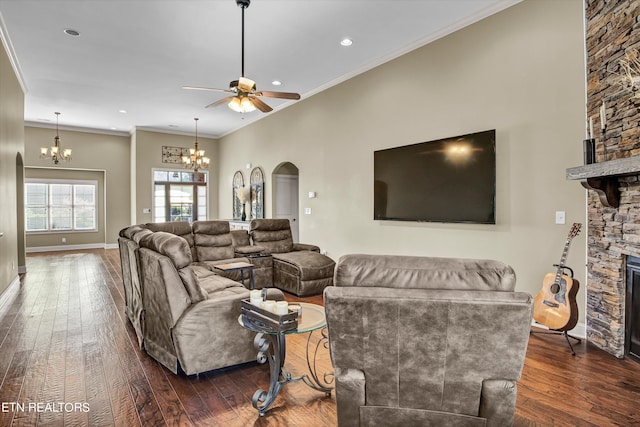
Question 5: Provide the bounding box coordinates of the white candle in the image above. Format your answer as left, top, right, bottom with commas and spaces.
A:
275, 301, 289, 315
250, 290, 262, 305
600, 100, 606, 129
263, 300, 276, 313
589, 117, 594, 139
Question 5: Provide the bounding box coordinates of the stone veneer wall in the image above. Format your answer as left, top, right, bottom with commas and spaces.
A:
586, 0, 640, 357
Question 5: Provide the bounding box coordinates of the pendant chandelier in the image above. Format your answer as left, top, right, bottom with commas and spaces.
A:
182, 118, 210, 171
40, 112, 72, 164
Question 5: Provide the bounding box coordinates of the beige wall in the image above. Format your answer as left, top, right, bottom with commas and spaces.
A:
218, 1, 588, 322
0, 31, 24, 295
24, 168, 105, 249
133, 129, 218, 224
24, 126, 130, 245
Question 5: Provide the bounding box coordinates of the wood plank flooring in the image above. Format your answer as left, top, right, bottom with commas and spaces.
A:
0, 249, 637, 426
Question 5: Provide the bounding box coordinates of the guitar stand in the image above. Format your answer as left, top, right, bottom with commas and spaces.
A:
530, 328, 581, 355
531, 263, 581, 355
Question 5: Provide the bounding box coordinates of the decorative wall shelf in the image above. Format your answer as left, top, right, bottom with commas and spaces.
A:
566, 156, 640, 208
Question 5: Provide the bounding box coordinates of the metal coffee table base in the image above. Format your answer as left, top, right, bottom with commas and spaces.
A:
251, 329, 333, 416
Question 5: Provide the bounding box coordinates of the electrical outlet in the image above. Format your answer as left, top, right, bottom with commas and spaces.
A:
61, 237, 67, 243
304, 208, 312, 215
555, 211, 566, 225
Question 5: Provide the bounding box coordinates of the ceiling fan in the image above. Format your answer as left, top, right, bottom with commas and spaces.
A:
183, 0, 301, 113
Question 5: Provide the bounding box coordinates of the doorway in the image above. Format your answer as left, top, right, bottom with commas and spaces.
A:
16, 153, 26, 273
272, 162, 299, 242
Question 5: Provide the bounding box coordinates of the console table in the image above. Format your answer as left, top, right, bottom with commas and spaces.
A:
239, 302, 334, 416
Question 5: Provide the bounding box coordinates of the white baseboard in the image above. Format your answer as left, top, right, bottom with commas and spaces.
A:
531, 320, 586, 339
26, 243, 108, 253
0, 276, 20, 321
105, 243, 118, 249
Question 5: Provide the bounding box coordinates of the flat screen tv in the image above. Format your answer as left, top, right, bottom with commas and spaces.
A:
374, 130, 496, 224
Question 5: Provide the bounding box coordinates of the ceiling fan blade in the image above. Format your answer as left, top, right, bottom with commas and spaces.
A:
238, 77, 256, 92
256, 90, 301, 100
205, 96, 234, 108
251, 97, 273, 113
183, 85, 233, 93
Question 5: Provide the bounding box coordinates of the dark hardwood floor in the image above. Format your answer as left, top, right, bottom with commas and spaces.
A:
0, 249, 638, 426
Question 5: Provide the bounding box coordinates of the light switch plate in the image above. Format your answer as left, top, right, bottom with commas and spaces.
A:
555, 211, 566, 224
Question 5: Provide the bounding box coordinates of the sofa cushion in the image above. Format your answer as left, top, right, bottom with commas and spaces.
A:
140, 231, 192, 269
146, 221, 195, 258
198, 274, 246, 296
193, 220, 236, 261
334, 254, 516, 292
230, 229, 251, 246
177, 267, 209, 303
250, 219, 294, 253
119, 224, 147, 239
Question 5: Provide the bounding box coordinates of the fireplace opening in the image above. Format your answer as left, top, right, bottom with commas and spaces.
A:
625, 256, 640, 362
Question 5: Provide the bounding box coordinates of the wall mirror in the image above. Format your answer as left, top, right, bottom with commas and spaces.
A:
250, 167, 265, 219
232, 171, 244, 220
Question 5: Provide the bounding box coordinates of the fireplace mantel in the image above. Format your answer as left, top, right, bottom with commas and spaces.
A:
566, 156, 640, 208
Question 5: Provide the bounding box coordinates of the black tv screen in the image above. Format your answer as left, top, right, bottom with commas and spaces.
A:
374, 130, 496, 224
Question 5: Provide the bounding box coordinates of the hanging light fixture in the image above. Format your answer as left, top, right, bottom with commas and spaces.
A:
40, 112, 72, 164
182, 117, 210, 171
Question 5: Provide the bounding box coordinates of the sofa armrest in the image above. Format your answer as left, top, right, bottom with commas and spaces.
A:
235, 245, 266, 255
292, 243, 320, 252
172, 290, 255, 375
334, 368, 365, 427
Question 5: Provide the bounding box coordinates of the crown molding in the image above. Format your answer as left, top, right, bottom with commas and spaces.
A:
25, 120, 131, 137
0, 11, 27, 94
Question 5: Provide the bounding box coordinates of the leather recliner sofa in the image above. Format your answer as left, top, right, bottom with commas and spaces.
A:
324, 254, 533, 427
118, 220, 285, 375
137, 231, 260, 375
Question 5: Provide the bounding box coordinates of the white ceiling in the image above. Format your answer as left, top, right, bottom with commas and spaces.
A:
0, 0, 520, 138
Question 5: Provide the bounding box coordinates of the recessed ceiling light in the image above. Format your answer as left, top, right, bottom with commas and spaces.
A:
110, 127, 117, 130
38, 118, 52, 122
271, 80, 282, 86
340, 38, 353, 47
119, 109, 127, 114
64, 28, 80, 37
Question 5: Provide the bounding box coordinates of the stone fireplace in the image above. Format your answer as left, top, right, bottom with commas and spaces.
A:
625, 256, 640, 361
577, 0, 640, 358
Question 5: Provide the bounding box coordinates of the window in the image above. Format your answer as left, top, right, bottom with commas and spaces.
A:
153, 170, 208, 223
25, 180, 97, 232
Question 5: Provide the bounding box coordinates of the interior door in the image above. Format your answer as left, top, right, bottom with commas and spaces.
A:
274, 174, 299, 242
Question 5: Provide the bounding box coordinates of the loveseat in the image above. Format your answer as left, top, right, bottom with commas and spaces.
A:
324, 254, 533, 427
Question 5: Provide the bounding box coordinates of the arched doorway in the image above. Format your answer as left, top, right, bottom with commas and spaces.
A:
15, 152, 26, 273
272, 162, 299, 242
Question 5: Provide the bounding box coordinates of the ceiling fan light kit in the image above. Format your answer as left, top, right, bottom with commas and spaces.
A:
183, 0, 300, 114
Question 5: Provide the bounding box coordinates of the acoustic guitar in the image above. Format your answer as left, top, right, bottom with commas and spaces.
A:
533, 223, 581, 331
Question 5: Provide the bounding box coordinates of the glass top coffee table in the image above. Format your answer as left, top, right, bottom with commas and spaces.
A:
239, 302, 334, 416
